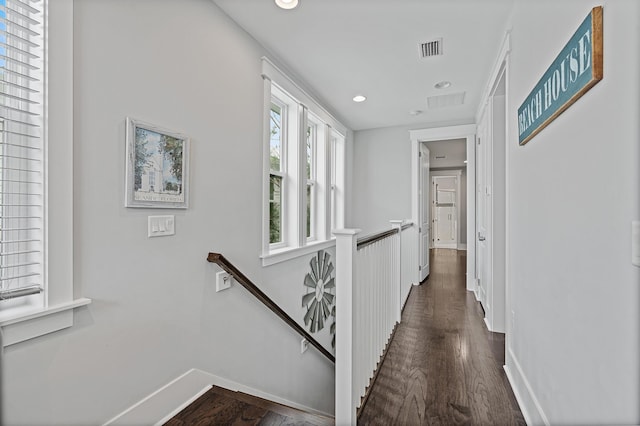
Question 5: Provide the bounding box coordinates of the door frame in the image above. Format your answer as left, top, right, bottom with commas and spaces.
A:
410, 125, 476, 291
475, 31, 511, 339
418, 143, 430, 281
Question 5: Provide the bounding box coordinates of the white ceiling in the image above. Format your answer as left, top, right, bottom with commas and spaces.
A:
212, 0, 514, 131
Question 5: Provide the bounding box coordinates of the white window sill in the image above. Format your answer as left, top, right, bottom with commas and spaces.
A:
0, 298, 92, 346
261, 239, 336, 267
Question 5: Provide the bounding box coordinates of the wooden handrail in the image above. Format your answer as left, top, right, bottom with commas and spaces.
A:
207, 253, 335, 364
357, 229, 398, 250
401, 222, 413, 231
356, 221, 414, 250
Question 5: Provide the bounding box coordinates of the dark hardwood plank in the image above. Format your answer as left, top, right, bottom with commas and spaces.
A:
165, 385, 333, 426
358, 249, 525, 426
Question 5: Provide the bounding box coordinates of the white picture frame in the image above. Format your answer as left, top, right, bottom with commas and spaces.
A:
125, 118, 190, 209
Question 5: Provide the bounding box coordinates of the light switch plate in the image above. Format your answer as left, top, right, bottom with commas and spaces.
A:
632, 221, 640, 267
148, 215, 175, 238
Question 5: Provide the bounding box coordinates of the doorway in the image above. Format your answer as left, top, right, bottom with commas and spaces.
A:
410, 125, 476, 290
475, 60, 507, 333
431, 175, 458, 249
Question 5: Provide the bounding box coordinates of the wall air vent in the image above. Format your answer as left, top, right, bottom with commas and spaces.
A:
435, 155, 446, 159
427, 92, 466, 109
420, 38, 443, 58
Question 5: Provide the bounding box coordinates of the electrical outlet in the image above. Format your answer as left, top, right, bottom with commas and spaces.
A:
216, 271, 232, 292
301, 338, 309, 354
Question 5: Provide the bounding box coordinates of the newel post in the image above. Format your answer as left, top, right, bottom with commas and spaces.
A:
334, 228, 360, 426
390, 220, 404, 324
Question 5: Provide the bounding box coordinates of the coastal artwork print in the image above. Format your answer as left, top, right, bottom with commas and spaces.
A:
125, 118, 190, 208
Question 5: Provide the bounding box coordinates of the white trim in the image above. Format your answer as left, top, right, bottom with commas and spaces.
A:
104, 368, 333, 426
261, 57, 347, 136
154, 385, 212, 426
457, 244, 468, 250
477, 28, 512, 351
261, 239, 336, 267
466, 133, 477, 293
0, 297, 91, 327
1, 0, 83, 344
410, 124, 477, 292
261, 77, 273, 254
505, 349, 550, 426
433, 243, 457, 249
1, 298, 91, 346
476, 31, 512, 123
261, 63, 348, 263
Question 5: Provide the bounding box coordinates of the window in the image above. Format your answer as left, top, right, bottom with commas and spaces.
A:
261, 58, 346, 266
0, 0, 90, 346
0, 0, 46, 309
269, 100, 285, 245
306, 120, 316, 240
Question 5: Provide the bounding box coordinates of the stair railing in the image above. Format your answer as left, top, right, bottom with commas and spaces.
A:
334, 220, 416, 425
207, 253, 335, 363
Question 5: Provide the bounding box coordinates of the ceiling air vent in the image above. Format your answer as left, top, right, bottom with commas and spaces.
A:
420, 38, 443, 58
427, 92, 466, 109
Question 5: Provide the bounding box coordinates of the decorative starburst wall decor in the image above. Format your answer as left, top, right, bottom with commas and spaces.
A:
302, 250, 336, 348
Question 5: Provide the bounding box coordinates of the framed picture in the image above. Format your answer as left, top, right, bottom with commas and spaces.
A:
125, 118, 190, 209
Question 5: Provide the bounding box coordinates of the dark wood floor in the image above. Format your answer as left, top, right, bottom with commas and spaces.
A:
358, 249, 525, 426
164, 385, 334, 426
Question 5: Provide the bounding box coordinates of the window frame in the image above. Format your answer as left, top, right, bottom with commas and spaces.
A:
0, 0, 91, 347
268, 97, 287, 248
305, 118, 317, 242
261, 57, 347, 266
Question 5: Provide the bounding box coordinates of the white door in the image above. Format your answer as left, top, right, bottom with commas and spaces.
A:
432, 176, 458, 249
476, 127, 488, 308
419, 144, 430, 281
435, 206, 456, 244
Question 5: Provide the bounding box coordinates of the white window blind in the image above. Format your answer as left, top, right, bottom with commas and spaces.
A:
0, 0, 44, 302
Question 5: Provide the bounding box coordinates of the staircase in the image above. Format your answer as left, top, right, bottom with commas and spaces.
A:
164, 385, 334, 426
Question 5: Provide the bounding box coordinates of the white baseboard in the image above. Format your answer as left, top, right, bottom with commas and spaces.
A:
484, 317, 491, 331
457, 243, 467, 250
433, 243, 457, 249
103, 368, 333, 426
504, 348, 550, 426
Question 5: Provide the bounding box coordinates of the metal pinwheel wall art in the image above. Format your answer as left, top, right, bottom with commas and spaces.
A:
302, 250, 336, 347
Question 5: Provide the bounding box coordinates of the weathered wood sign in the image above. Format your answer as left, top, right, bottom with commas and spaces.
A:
518, 6, 603, 145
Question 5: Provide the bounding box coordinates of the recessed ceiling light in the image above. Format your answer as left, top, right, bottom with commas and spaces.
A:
409, 110, 423, 116
463, 160, 468, 164
275, 0, 298, 10
353, 95, 367, 103
434, 81, 452, 89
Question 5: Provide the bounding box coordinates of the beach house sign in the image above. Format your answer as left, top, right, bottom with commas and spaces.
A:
518, 6, 603, 145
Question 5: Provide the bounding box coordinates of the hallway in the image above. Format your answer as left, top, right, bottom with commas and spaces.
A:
358, 249, 525, 425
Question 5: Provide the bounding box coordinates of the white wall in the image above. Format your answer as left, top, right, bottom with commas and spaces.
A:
2, 1, 338, 424
351, 126, 412, 234
506, 1, 640, 424
351, 122, 471, 234
351, 124, 471, 243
